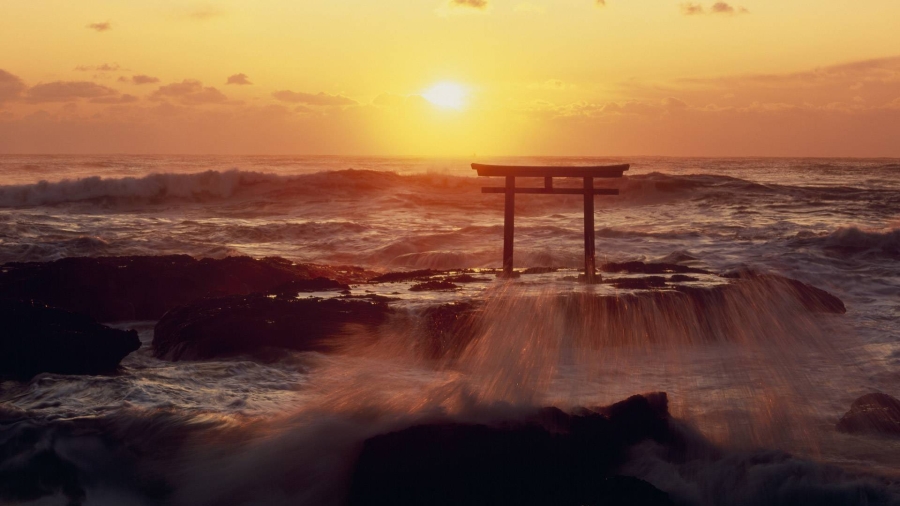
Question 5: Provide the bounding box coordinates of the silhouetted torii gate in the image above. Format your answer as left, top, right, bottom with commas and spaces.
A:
472, 163, 629, 283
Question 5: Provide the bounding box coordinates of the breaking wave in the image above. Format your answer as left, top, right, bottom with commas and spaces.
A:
792, 226, 900, 258
1, 169, 889, 209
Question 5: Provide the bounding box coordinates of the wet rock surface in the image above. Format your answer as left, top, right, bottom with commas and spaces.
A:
152, 294, 391, 361
419, 301, 480, 359
719, 270, 846, 314
837, 393, 900, 436
409, 280, 459, 292
0, 299, 141, 379
368, 269, 444, 283
349, 393, 674, 506
0, 255, 373, 322
607, 276, 668, 290
269, 277, 351, 295
601, 261, 710, 275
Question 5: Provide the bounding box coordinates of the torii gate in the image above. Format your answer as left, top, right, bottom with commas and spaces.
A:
472, 163, 629, 283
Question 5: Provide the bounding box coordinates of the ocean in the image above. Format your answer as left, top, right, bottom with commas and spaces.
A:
1, 155, 899, 505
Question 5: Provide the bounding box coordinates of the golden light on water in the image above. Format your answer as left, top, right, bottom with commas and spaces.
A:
422, 82, 467, 110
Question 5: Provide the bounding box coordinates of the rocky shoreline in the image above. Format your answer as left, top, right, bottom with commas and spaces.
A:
1, 254, 849, 377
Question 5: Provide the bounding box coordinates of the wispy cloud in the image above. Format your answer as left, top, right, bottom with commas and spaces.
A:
437, 0, 490, 16
449, 0, 489, 9
0, 70, 27, 104
75, 63, 123, 72
90, 94, 140, 105
150, 80, 229, 105
226, 74, 252, 86
528, 79, 570, 90
681, 2, 748, 16
272, 90, 357, 106
119, 75, 161, 85
711, 2, 748, 14
680, 3, 704, 15
86, 21, 112, 32
24, 81, 118, 103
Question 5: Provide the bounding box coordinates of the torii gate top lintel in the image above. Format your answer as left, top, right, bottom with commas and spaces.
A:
472, 163, 629, 283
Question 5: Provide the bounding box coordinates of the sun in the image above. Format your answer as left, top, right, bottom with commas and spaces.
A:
422, 82, 467, 110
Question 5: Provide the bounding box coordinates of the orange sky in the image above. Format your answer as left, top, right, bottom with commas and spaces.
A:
2, 0, 900, 156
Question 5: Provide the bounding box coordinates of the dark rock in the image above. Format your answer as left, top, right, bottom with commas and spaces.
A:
420, 301, 480, 359
602, 261, 710, 275
576, 273, 603, 284
152, 295, 390, 361
522, 267, 559, 275
348, 393, 671, 506
0, 299, 141, 379
718, 271, 846, 314
607, 276, 668, 289
836, 393, 900, 436
369, 269, 443, 283
269, 277, 350, 295
0, 255, 373, 321
444, 274, 491, 283
409, 281, 459, 292
588, 476, 675, 506
0, 448, 85, 506
669, 274, 699, 282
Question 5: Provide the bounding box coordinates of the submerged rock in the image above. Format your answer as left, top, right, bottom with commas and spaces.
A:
719, 271, 846, 314
444, 274, 492, 283
269, 277, 350, 295
607, 276, 668, 290
0, 255, 371, 322
368, 269, 444, 283
837, 393, 900, 436
349, 393, 674, 506
0, 299, 140, 379
419, 301, 480, 359
521, 266, 559, 275
602, 261, 710, 275
409, 280, 459, 292
152, 295, 390, 361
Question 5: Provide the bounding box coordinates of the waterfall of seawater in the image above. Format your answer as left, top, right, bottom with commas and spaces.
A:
160, 277, 889, 506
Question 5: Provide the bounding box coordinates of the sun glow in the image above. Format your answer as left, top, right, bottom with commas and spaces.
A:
422, 82, 467, 110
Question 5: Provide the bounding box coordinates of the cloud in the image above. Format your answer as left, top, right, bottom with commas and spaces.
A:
682, 2, 748, 16
272, 90, 357, 106
119, 75, 161, 85
90, 94, 140, 104
449, 0, 489, 9
0, 70, 27, 103
528, 79, 569, 90
86, 22, 111, 32
75, 63, 123, 72
24, 81, 118, 103
677, 55, 900, 90
437, 0, 490, 15
226, 74, 252, 86
150, 80, 229, 105
711, 2, 748, 14
681, 3, 704, 15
